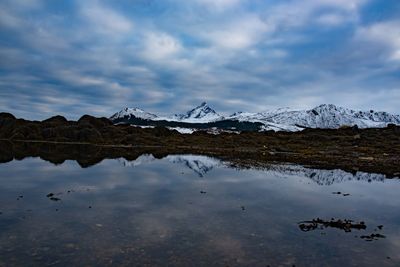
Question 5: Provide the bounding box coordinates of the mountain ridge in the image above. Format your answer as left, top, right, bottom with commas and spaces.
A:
110, 102, 400, 132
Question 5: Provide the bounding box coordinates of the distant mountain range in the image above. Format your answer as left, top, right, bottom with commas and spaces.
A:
110, 102, 400, 132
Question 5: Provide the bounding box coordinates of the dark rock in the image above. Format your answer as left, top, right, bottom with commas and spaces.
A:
78, 115, 112, 128
42, 115, 68, 124
0, 112, 16, 121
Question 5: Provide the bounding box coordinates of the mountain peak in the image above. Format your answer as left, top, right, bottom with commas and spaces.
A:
174, 102, 222, 122
186, 102, 218, 117
110, 107, 158, 121
110, 102, 400, 131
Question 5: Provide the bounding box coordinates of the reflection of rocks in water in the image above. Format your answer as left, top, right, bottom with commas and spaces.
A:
46, 193, 61, 201
119, 154, 222, 177
263, 164, 388, 185
298, 218, 366, 232
360, 233, 386, 241
298, 218, 387, 242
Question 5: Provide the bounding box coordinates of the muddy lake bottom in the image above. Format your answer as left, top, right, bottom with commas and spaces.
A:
0, 154, 399, 266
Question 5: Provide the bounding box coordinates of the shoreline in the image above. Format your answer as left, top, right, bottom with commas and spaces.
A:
1, 113, 399, 177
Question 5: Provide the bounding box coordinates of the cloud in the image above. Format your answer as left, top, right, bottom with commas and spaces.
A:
202, 15, 271, 50
316, 13, 350, 26
196, 0, 241, 11
311, 0, 367, 10
80, 1, 133, 36
0, 0, 399, 119
354, 20, 400, 61
142, 32, 183, 61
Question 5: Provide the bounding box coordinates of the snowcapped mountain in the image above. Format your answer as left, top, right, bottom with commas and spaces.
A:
110, 107, 158, 121
227, 104, 400, 130
110, 103, 400, 132
172, 102, 223, 123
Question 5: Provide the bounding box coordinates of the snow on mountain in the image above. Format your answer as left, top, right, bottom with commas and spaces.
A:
172, 102, 223, 123
264, 104, 396, 129
110, 107, 158, 121
227, 104, 400, 130
167, 127, 196, 134
110, 103, 400, 131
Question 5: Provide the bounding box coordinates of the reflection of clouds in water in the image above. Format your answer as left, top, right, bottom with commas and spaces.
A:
1, 156, 400, 265
386, 233, 400, 262
207, 235, 245, 261
134, 215, 173, 244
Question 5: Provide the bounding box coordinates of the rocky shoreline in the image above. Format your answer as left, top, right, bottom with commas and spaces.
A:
1, 112, 399, 176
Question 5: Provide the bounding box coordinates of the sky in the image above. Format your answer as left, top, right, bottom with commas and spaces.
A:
0, 0, 399, 120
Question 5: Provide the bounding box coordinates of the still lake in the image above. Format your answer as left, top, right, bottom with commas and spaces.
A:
0, 154, 399, 266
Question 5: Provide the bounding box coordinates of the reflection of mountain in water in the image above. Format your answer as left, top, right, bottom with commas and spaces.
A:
119, 154, 222, 177
261, 164, 388, 185
119, 154, 157, 167
165, 155, 222, 177
118, 155, 395, 184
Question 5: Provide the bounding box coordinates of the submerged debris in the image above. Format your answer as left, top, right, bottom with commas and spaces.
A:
360, 233, 386, 241
298, 218, 366, 232
332, 192, 351, 196
46, 193, 61, 201
299, 218, 387, 242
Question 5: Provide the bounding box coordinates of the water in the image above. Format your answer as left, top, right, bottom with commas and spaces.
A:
0, 154, 399, 266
